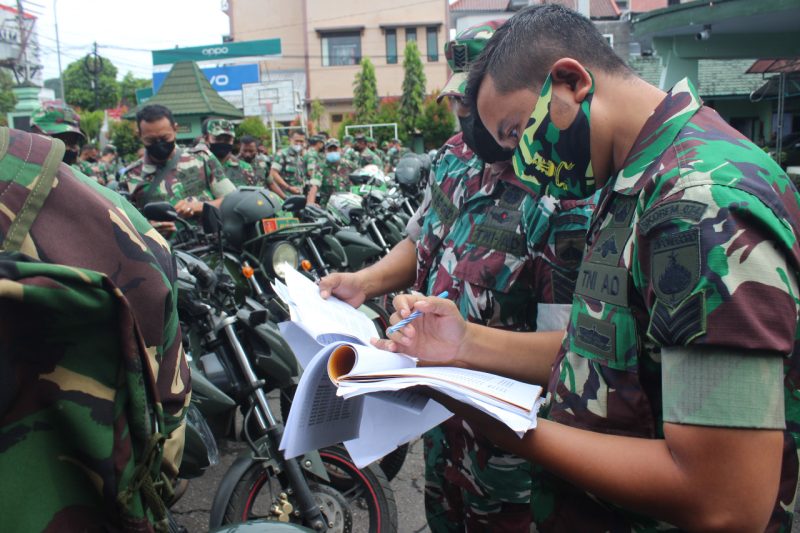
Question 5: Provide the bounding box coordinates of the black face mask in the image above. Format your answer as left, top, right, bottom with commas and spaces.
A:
240, 154, 254, 163
62, 149, 78, 165
209, 142, 233, 160
145, 139, 175, 162
459, 113, 514, 164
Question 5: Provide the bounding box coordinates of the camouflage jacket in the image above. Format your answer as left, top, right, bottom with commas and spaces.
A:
347, 147, 383, 169
304, 148, 323, 186
222, 154, 256, 187
411, 133, 593, 330
313, 157, 357, 205
123, 145, 235, 208
271, 146, 306, 187
538, 79, 800, 531
0, 128, 189, 531
77, 159, 111, 184
244, 153, 272, 186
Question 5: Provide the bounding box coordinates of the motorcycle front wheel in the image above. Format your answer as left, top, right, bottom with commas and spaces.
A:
222, 445, 398, 533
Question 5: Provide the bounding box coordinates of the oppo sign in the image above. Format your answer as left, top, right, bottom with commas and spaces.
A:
202, 46, 229, 56
152, 38, 281, 65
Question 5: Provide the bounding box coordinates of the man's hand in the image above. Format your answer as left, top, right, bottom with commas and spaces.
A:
319, 272, 369, 307
288, 186, 302, 195
174, 197, 202, 218
372, 294, 467, 364
150, 221, 176, 238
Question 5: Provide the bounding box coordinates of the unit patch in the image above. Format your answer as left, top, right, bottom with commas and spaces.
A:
574, 313, 616, 358
651, 228, 700, 305
638, 200, 706, 235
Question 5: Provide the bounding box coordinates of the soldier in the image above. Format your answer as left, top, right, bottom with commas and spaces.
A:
377, 4, 800, 531
201, 117, 256, 188
270, 129, 306, 196
123, 104, 235, 233
239, 135, 285, 197
0, 126, 189, 531
30, 101, 85, 167
100, 144, 122, 183
320, 20, 594, 532
77, 144, 108, 184
310, 138, 357, 206
350, 133, 383, 168
304, 134, 326, 203
386, 138, 404, 170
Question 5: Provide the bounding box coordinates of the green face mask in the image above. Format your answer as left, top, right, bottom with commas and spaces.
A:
511, 73, 595, 199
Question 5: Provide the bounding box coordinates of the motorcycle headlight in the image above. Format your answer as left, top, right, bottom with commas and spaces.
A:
270, 242, 299, 279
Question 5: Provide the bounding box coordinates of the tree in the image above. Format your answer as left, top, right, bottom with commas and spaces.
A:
63, 54, 119, 111
352, 58, 379, 124
418, 93, 456, 150
399, 41, 426, 136
109, 120, 141, 162
374, 99, 402, 145
0, 68, 17, 123
119, 72, 151, 108
236, 116, 271, 144
310, 99, 326, 132
79, 110, 104, 143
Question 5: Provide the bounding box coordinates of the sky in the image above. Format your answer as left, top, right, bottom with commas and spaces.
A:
22, 0, 230, 81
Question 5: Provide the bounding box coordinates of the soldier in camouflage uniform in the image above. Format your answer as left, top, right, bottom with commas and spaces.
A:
381, 5, 800, 531
77, 143, 110, 184
0, 126, 189, 531
201, 117, 256, 188
342, 134, 356, 163
322, 20, 594, 532
270, 129, 306, 196
303, 134, 325, 204
310, 138, 357, 206
239, 135, 270, 183
349, 134, 384, 168
123, 105, 235, 227
30, 101, 85, 168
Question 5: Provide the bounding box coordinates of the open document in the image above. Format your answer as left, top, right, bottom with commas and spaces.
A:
275, 265, 545, 468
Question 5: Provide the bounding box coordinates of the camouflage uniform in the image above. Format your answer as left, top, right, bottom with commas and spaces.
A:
271, 146, 306, 189
535, 78, 800, 531
313, 155, 357, 206
347, 146, 383, 169
0, 127, 189, 531
77, 159, 110, 184
222, 154, 256, 188
123, 145, 235, 208
407, 132, 594, 532
304, 144, 324, 190
247, 152, 273, 186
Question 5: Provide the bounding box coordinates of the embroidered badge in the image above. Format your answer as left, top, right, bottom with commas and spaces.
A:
574, 313, 616, 358
638, 200, 706, 235
651, 228, 700, 305
554, 229, 586, 270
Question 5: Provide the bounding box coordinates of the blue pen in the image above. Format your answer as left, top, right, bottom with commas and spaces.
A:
386, 291, 449, 334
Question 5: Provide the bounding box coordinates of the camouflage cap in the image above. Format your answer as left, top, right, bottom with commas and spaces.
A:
309, 134, 324, 145
204, 117, 235, 137
30, 101, 85, 140
366, 136, 376, 143
325, 138, 340, 149
354, 133, 366, 142
343, 134, 354, 143
440, 19, 505, 102
381, 140, 389, 149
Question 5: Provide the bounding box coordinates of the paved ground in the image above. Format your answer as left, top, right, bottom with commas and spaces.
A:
172, 437, 430, 533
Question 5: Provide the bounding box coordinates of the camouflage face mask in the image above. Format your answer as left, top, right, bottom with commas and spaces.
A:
512, 73, 595, 199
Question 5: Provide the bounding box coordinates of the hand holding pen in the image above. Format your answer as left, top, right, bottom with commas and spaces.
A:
387, 291, 448, 333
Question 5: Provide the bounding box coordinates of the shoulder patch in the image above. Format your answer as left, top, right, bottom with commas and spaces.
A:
651, 228, 700, 305
647, 291, 707, 346
638, 200, 706, 235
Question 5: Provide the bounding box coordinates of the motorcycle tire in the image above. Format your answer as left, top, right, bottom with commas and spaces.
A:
279, 384, 408, 482
222, 445, 398, 533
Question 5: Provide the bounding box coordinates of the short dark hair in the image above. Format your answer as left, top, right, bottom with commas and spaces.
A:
101, 145, 117, 156
290, 130, 305, 139
80, 143, 97, 154
240, 135, 257, 146
466, 5, 630, 103
135, 104, 175, 128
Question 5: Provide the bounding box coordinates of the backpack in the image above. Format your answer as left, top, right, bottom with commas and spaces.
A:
0, 131, 172, 532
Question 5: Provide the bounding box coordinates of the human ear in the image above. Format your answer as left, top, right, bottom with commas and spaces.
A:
549, 58, 593, 103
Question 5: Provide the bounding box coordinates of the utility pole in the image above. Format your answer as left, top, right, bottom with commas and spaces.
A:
84, 41, 101, 110
53, 0, 64, 99
16, 0, 32, 83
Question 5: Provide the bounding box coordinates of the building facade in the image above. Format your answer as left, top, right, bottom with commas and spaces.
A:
226, 0, 449, 133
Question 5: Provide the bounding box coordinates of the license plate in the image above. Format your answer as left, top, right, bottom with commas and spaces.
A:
261, 217, 299, 234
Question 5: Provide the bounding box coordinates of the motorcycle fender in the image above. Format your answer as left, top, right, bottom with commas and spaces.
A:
210, 522, 314, 533
239, 302, 300, 388
334, 228, 383, 253
209, 438, 328, 529
189, 362, 237, 416
321, 233, 348, 269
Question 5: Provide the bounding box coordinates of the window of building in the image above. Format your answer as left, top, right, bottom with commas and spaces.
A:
331, 113, 343, 123
321, 32, 361, 67
426, 27, 438, 62
602, 33, 614, 47
406, 27, 417, 44
386, 29, 398, 64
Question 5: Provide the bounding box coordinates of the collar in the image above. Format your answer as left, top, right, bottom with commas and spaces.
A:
611, 78, 703, 195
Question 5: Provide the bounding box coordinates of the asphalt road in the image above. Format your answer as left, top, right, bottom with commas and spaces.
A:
172, 437, 430, 533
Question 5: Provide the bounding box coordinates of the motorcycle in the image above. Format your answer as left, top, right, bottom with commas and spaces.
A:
144, 202, 398, 532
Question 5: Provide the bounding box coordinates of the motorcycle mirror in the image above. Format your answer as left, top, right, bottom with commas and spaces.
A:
142, 202, 178, 222
282, 195, 307, 213
201, 202, 223, 234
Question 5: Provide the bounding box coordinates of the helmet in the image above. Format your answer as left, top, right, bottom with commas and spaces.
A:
417, 152, 432, 176
31, 101, 85, 140
220, 188, 283, 249
394, 155, 424, 187
440, 20, 506, 102
326, 192, 363, 226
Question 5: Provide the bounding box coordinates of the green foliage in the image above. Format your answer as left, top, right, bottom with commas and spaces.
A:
109, 120, 141, 162
337, 113, 356, 140
352, 58, 379, 124
236, 116, 271, 143
418, 93, 456, 150
0, 68, 16, 122
310, 99, 326, 132
119, 72, 151, 108
63, 54, 119, 111
399, 41, 426, 136
373, 100, 402, 145
79, 110, 104, 142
